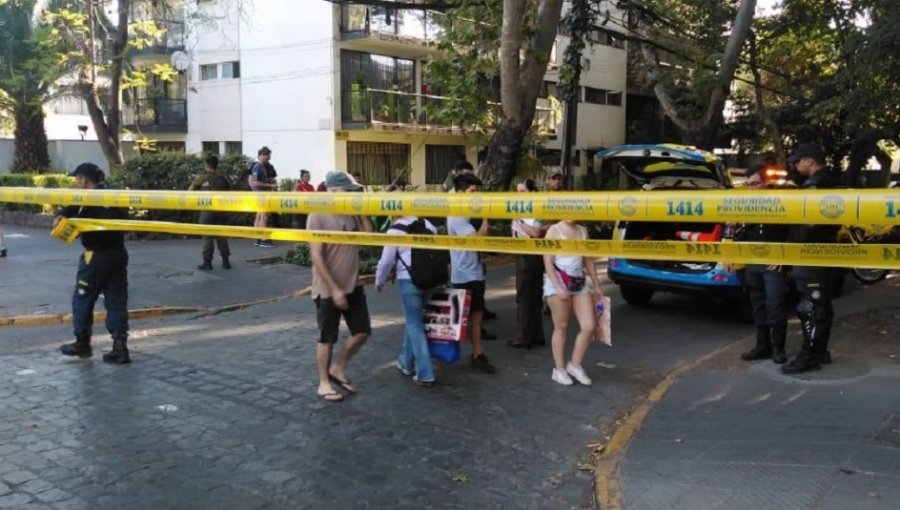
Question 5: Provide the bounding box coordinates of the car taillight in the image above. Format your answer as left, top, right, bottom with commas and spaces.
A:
712, 274, 727, 282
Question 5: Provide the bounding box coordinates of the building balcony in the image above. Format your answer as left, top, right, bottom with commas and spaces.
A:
340, 89, 558, 137
340, 5, 446, 59
130, 19, 186, 58
122, 98, 187, 133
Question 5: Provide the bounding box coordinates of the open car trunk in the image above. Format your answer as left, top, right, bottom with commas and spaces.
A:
623, 220, 725, 273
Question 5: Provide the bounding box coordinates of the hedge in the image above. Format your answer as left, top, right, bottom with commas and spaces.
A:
0, 173, 73, 213
108, 152, 255, 225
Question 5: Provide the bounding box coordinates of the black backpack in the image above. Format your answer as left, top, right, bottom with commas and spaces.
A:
391, 218, 450, 289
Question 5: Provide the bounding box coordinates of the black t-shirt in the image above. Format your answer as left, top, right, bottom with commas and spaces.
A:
58, 184, 127, 251
250, 162, 277, 183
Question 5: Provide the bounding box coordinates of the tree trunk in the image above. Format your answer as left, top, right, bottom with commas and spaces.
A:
79, 0, 129, 171
482, 119, 528, 190
11, 99, 50, 172
748, 31, 785, 165
480, 0, 564, 190
640, 0, 757, 149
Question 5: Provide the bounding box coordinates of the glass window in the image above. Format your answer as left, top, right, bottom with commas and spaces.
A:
200, 64, 217, 81
340, 51, 416, 124
347, 142, 410, 185
224, 141, 243, 155
584, 87, 607, 105
606, 91, 623, 106
202, 141, 219, 154
426, 145, 466, 184
221, 61, 240, 79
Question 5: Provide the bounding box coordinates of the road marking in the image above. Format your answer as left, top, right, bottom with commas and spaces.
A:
593, 341, 742, 509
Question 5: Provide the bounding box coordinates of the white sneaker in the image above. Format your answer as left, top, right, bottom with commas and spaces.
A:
566, 362, 592, 386
551, 368, 573, 386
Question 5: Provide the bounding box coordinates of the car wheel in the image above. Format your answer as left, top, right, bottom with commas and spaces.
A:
620, 285, 654, 306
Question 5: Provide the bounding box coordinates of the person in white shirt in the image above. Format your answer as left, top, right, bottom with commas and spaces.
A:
543, 220, 604, 386
375, 216, 439, 386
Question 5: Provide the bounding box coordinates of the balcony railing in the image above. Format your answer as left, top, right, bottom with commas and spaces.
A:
341, 5, 446, 42
122, 99, 187, 132
341, 89, 558, 136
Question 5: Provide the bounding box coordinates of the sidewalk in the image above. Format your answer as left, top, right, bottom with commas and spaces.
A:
619, 277, 900, 509
0, 226, 310, 318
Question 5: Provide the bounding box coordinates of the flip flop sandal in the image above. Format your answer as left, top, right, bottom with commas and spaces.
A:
317, 391, 344, 403
329, 375, 357, 394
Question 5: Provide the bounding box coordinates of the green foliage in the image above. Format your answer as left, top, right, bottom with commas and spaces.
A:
0, 172, 71, 213
284, 243, 381, 276
423, 0, 502, 131
108, 151, 254, 224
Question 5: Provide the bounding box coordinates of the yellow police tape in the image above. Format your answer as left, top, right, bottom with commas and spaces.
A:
51, 218, 900, 270
4, 186, 900, 225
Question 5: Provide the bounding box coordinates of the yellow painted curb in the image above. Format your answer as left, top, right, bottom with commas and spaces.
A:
0, 306, 207, 328
593, 341, 742, 509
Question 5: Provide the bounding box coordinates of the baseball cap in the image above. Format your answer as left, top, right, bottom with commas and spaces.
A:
324, 171, 364, 191
70, 162, 104, 181
549, 171, 562, 179
786, 142, 825, 163
258, 146, 272, 156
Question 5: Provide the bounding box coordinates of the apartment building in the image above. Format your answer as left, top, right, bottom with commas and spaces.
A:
18, 1, 627, 185
181, 0, 627, 186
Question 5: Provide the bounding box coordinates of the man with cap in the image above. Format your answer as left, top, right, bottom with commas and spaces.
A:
249, 146, 278, 247
53, 163, 131, 364
188, 155, 232, 270
782, 143, 841, 374
546, 171, 564, 191
306, 171, 374, 402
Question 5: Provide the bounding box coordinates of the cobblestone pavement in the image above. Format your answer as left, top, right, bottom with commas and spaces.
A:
0, 263, 754, 509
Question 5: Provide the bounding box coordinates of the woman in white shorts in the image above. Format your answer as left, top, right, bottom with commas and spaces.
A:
543, 220, 603, 386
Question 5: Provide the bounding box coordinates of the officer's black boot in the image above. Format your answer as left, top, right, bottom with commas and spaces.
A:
198, 260, 213, 271
222, 256, 232, 270
60, 336, 92, 358
741, 326, 772, 361
102, 338, 131, 364
781, 320, 821, 374
771, 323, 788, 364
815, 322, 833, 365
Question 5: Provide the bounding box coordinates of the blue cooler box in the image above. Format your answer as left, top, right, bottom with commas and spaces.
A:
428, 340, 460, 363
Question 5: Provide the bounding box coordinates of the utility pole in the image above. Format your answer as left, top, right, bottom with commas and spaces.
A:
559, 89, 579, 189
87, 0, 97, 84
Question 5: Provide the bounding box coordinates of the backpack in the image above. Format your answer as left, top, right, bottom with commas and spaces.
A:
391, 218, 450, 289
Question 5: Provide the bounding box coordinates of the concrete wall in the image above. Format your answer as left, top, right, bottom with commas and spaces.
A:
0, 138, 136, 174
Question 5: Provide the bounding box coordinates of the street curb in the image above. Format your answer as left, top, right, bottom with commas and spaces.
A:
0, 306, 207, 327
0, 264, 484, 327
592, 340, 744, 510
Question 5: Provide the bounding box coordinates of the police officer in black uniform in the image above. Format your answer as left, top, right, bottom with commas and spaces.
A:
55, 163, 131, 364
782, 143, 840, 374
737, 165, 791, 364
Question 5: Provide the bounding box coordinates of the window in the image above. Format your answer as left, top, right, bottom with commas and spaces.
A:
202, 141, 220, 154
584, 87, 606, 105
224, 141, 243, 155
346, 142, 410, 185
607, 91, 623, 106
200, 64, 218, 81
591, 28, 626, 49
426, 145, 466, 184
340, 50, 416, 124
584, 87, 623, 107
221, 61, 240, 79
156, 142, 186, 152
